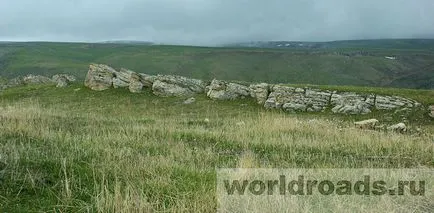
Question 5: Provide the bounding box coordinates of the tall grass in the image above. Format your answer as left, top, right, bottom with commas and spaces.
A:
0, 85, 432, 212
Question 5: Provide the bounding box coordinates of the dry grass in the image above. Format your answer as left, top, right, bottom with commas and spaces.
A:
0, 85, 432, 212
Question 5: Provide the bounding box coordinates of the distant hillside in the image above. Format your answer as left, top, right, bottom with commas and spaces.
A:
0, 40, 433, 89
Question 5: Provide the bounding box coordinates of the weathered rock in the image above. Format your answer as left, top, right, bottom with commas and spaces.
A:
52, 74, 76, 82
128, 72, 143, 93
332, 101, 371, 114
52, 74, 76, 88
23, 74, 53, 84
354, 119, 379, 130
264, 86, 330, 112
207, 79, 250, 100
113, 78, 129, 88
282, 103, 307, 112
183, 97, 196, 105
152, 80, 194, 97
387, 123, 407, 133
375, 95, 419, 110
139, 73, 156, 88
264, 85, 297, 109
129, 80, 143, 93
249, 83, 269, 104
112, 68, 132, 88
152, 75, 206, 97
84, 64, 116, 91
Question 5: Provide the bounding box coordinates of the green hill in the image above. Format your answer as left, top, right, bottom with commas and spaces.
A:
0, 39, 434, 89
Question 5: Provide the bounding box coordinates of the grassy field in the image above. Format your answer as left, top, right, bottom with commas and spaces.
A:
0, 84, 432, 212
1, 40, 434, 89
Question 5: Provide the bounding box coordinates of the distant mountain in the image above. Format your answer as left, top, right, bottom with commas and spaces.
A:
99, 40, 154, 45
223, 39, 434, 50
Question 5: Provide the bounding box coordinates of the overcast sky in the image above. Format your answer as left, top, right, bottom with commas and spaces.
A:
1, 0, 433, 45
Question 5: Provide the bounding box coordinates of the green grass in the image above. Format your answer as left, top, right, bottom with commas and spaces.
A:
1, 40, 434, 89
0, 84, 432, 212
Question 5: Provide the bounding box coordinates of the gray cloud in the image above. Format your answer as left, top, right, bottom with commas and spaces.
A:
0, 0, 433, 45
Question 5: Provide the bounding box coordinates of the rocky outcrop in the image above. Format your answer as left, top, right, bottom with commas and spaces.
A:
52, 74, 76, 88
249, 83, 269, 104
375, 95, 420, 110
128, 72, 143, 93
81, 63, 425, 117
264, 86, 330, 112
152, 75, 206, 97
23, 75, 53, 84
1, 74, 77, 90
207, 80, 250, 100
84, 64, 116, 91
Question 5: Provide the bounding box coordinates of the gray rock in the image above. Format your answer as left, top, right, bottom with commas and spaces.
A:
282, 103, 307, 112
52, 74, 76, 88
332, 101, 371, 114
84, 64, 116, 91
23, 74, 53, 84
354, 119, 379, 130
152, 75, 206, 97
375, 95, 419, 110
249, 83, 269, 104
387, 123, 407, 133
113, 78, 129, 88
139, 73, 156, 88
129, 81, 143, 93
152, 80, 195, 97
183, 97, 196, 105
207, 79, 250, 100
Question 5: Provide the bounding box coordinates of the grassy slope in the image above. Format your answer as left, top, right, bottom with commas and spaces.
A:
0, 84, 432, 212
0, 40, 434, 89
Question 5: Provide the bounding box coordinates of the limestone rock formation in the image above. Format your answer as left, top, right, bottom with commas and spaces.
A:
264, 86, 329, 112
112, 68, 134, 88
207, 79, 250, 100
128, 72, 143, 93
387, 123, 407, 133
354, 119, 379, 130
332, 101, 371, 114
249, 83, 269, 104
84, 64, 116, 91
23, 74, 53, 84
375, 95, 420, 110
152, 75, 206, 97
52, 74, 76, 88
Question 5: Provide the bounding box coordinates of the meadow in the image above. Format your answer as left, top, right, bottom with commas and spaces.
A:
0, 83, 432, 212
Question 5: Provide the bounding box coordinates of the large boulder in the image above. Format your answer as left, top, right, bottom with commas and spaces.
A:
249, 83, 269, 104
128, 72, 143, 93
52, 74, 76, 88
207, 79, 250, 100
264, 86, 330, 112
84, 64, 116, 91
152, 75, 206, 97
112, 68, 134, 88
